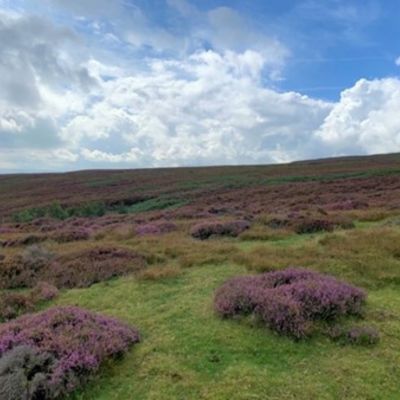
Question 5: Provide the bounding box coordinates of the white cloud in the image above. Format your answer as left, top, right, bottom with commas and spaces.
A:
1, 3, 400, 172
396, 57, 400, 66
316, 78, 400, 154
61, 49, 332, 167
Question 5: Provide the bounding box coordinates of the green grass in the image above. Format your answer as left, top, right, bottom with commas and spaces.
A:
125, 197, 188, 213
57, 260, 400, 400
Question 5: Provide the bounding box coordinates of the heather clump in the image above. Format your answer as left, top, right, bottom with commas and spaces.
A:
0, 345, 55, 400
214, 268, 368, 340
53, 228, 91, 243
135, 221, 177, 236
0, 307, 140, 398
0, 282, 59, 322
190, 220, 250, 240
327, 325, 380, 346
48, 247, 145, 288
0, 246, 144, 290
0, 292, 35, 322
30, 281, 59, 302
0, 245, 55, 289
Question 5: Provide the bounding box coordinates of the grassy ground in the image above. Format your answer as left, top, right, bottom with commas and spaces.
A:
54, 223, 400, 399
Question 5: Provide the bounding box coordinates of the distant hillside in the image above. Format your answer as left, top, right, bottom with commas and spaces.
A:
1, 152, 400, 221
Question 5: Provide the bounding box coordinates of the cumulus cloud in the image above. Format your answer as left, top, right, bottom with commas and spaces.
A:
316, 78, 400, 154
1, 2, 400, 172
62, 49, 332, 167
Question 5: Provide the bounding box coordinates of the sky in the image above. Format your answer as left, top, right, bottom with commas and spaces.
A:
0, 0, 399, 172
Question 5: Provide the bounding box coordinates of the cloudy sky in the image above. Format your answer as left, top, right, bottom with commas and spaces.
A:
0, 0, 399, 172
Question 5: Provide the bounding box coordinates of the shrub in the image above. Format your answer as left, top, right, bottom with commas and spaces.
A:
0, 292, 35, 322
1, 234, 47, 248
0, 345, 55, 400
48, 247, 145, 288
0, 282, 58, 322
0, 307, 140, 398
0, 245, 55, 290
255, 291, 310, 339
214, 276, 262, 317
191, 220, 250, 240
0, 246, 144, 289
214, 268, 367, 339
30, 281, 59, 302
53, 228, 91, 243
345, 325, 380, 345
327, 325, 380, 346
135, 221, 177, 236
295, 218, 335, 234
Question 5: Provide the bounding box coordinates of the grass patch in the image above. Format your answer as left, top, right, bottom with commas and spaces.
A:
125, 197, 188, 214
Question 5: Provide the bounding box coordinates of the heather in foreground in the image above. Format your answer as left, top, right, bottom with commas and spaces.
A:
214, 268, 368, 339
0, 307, 140, 399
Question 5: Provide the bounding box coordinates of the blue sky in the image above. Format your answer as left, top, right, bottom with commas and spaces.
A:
0, 0, 399, 171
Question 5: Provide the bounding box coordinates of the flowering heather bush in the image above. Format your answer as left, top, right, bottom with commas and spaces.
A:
214, 268, 367, 339
191, 220, 250, 240
0, 307, 140, 398
255, 291, 311, 339
135, 221, 177, 236
214, 276, 262, 317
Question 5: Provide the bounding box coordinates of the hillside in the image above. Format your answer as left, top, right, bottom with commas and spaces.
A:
1, 153, 400, 399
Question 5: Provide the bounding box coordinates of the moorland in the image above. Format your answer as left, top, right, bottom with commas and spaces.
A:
1, 152, 400, 399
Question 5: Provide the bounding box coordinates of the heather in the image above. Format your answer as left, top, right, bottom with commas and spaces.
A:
190, 219, 250, 240
0, 307, 140, 398
0, 282, 58, 322
0, 246, 145, 289
0, 154, 400, 399
214, 268, 367, 339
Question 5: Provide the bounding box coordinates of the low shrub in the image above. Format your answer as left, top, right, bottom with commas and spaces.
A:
0, 345, 55, 400
255, 291, 311, 339
191, 220, 250, 240
30, 281, 59, 302
294, 219, 335, 234
0, 245, 55, 290
214, 268, 367, 339
52, 228, 91, 243
0, 282, 59, 322
0, 292, 35, 322
0, 246, 144, 289
214, 276, 262, 317
345, 325, 380, 345
1, 234, 47, 248
0, 307, 140, 398
48, 247, 145, 288
135, 221, 177, 236
327, 325, 380, 346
